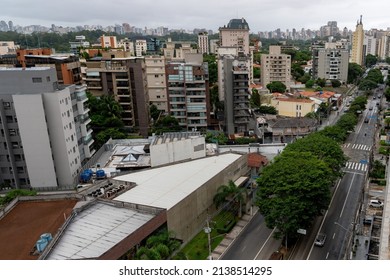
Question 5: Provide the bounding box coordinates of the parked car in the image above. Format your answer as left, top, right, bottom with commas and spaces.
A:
314, 233, 327, 247
369, 199, 384, 208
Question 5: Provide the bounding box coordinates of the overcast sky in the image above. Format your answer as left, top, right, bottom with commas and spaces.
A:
2, 0, 390, 32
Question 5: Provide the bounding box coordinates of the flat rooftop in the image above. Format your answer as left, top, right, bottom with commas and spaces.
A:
45, 201, 158, 260
0, 199, 77, 260
114, 153, 242, 210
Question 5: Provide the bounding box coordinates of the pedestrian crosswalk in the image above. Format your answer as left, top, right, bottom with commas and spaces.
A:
343, 143, 371, 151
344, 161, 368, 172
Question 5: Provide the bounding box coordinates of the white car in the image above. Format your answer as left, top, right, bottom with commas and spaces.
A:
314, 233, 327, 247
369, 199, 384, 208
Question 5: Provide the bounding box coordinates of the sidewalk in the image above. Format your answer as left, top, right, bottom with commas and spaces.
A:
211, 213, 255, 260
211, 208, 281, 260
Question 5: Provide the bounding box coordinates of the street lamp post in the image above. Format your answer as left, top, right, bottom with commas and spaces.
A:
204, 216, 212, 260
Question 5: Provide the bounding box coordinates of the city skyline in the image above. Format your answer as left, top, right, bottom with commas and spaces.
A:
2, 0, 390, 33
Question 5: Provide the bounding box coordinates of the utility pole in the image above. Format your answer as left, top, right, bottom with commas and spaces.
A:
204, 215, 212, 260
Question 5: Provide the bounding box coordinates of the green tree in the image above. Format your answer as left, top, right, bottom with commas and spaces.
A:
298, 73, 311, 84
0, 189, 37, 206
291, 63, 305, 80
203, 54, 217, 85
250, 88, 261, 108
316, 78, 326, 88
347, 63, 364, 84
205, 131, 228, 145
256, 105, 277, 115
284, 133, 347, 180
253, 67, 261, 79
384, 88, 390, 102
336, 113, 358, 132
266, 81, 286, 93
305, 79, 315, 88
256, 151, 333, 240
150, 104, 161, 122
365, 68, 383, 84
152, 115, 182, 135
213, 180, 244, 217
95, 128, 128, 147
331, 79, 342, 87
318, 125, 348, 143
365, 54, 378, 68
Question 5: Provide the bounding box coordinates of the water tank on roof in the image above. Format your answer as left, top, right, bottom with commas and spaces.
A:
80, 171, 92, 183
96, 169, 106, 179
40, 233, 52, 243
36, 239, 48, 253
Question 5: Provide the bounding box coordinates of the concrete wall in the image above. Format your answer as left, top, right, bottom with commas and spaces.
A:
166, 153, 249, 243
13, 94, 58, 188
43, 88, 81, 187
150, 136, 206, 167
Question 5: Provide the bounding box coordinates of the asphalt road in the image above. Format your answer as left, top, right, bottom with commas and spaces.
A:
307, 93, 378, 260
221, 91, 380, 260
220, 212, 278, 260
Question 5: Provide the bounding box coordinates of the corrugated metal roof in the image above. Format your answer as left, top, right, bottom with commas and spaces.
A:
114, 153, 242, 210
45, 202, 155, 260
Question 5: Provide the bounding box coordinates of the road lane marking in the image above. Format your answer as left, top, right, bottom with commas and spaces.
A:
326, 252, 329, 259
340, 173, 355, 218
333, 233, 336, 239
254, 228, 276, 260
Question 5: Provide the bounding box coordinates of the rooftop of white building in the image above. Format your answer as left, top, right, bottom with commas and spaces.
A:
114, 153, 242, 210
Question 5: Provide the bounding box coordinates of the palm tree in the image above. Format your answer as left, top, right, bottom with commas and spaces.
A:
213, 180, 244, 217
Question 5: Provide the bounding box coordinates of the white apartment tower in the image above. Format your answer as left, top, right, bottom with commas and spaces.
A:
198, 32, 209, 54
0, 67, 94, 189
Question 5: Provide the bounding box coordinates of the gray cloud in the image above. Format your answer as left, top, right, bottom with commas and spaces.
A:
1, 0, 389, 32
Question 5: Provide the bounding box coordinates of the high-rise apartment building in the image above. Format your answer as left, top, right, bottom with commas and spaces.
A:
135, 39, 147, 57
218, 18, 253, 100
0, 67, 93, 189
198, 32, 209, 54
261, 45, 292, 88
221, 55, 251, 135
364, 35, 377, 56
350, 16, 365, 66
85, 55, 150, 137
312, 43, 349, 83
218, 18, 252, 135
166, 54, 210, 131
145, 55, 168, 113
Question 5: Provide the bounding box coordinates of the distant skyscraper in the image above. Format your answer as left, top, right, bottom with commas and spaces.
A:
351, 16, 365, 66
8, 21, 13, 31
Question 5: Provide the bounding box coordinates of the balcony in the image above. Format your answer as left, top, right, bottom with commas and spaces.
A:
82, 134, 94, 145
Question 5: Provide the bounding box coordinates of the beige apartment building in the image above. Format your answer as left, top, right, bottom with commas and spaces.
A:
219, 18, 250, 55
350, 16, 365, 66
261, 45, 292, 89
145, 55, 168, 113
271, 97, 315, 117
